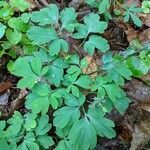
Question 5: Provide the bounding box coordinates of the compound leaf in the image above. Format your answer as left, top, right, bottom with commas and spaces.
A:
69, 117, 97, 150
0, 23, 6, 39
87, 108, 116, 138
27, 26, 57, 45
53, 106, 80, 129
84, 35, 109, 55
6, 29, 22, 45
31, 4, 59, 25
10, 0, 30, 12
61, 7, 77, 32
84, 13, 107, 34
74, 75, 92, 89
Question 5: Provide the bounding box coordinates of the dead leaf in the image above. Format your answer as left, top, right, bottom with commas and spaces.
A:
117, 123, 133, 143
0, 82, 13, 94
125, 79, 150, 102
138, 28, 150, 44
137, 101, 150, 113
125, 25, 139, 42
124, 0, 140, 7
0, 91, 9, 106
82, 56, 98, 79
140, 14, 150, 27
9, 89, 28, 115
130, 120, 150, 150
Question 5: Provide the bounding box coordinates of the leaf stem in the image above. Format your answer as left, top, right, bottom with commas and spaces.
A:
82, 106, 87, 117
76, 34, 88, 52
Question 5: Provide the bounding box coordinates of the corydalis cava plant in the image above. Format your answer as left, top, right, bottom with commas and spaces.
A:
0, 2, 149, 150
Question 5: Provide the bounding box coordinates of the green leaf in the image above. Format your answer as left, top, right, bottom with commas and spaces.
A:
0, 140, 9, 150
8, 17, 29, 32
84, 35, 110, 55
6, 29, 22, 45
18, 132, 39, 150
10, 0, 30, 12
67, 65, 80, 75
99, 0, 110, 14
31, 4, 59, 25
127, 57, 149, 77
64, 93, 85, 107
0, 121, 6, 131
12, 58, 35, 77
32, 83, 51, 96
113, 97, 130, 114
80, 57, 88, 68
71, 85, 80, 97
94, 76, 122, 101
26, 141, 39, 150
72, 24, 88, 39
123, 11, 130, 22
49, 96, 59, 109
142, 1, 150, 13
27, 26, 57, 45
56, 140, 72, 150
130, 13, 143, 27
12, 57, 39, 88
102, 52, 112, 64
102, 84, 122, 101
0, 23, 6, 39
53, 106, 80, 129
115, 62, 132, 80
69, 117, 97, 150
60, 39, 69, 52
88, 108, 116, 138
37, 136, 54, 149
35, 114, 51, 136
85, 0, 99, 7
74, 75, 92, 89
24, 113, 37, 131
21, 13, 32, 23
26, 94, 49, 114
61, 7, 77, 32
17, 76, 37, 89
0, 2, 13, 20
84, 13, 108, 34
49, 65, 64, 86
7, 111, 23, 137
49, 39, 61, 56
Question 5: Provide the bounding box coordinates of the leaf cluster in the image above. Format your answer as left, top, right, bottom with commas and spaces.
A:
0, 2, 149, 150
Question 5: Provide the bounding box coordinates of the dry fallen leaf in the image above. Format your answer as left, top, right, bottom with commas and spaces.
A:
140, 14, 150, 27
130, 120, 150, 150
82, 56, 98, 79
0, 82, 13, 94
137, 101, 150, 113
9, 89, 28, 115
138, 28, 150, 44
124, 25, 139, 42
124, 0, 140, 7
0, 91, 9, 106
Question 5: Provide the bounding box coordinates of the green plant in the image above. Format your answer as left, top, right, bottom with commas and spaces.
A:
0, 112, 53, 149
85, 0, 143, 27
0, 2, 149, 150
123, 4, 143, 27
0, 0, 37, 58
142, 0, 150, 13
85, 0, 112, 20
